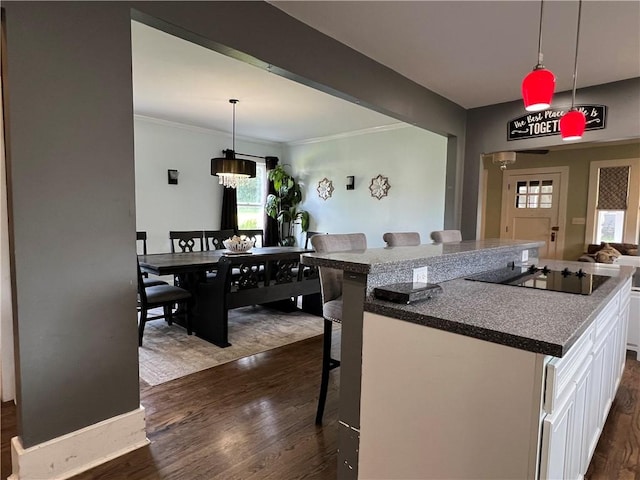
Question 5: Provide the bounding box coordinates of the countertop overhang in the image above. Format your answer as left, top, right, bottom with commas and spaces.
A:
365, 260, 635, 357
301, 239, 543, 274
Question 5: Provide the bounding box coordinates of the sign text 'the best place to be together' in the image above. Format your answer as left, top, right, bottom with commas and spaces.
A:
507, 104, 607, 141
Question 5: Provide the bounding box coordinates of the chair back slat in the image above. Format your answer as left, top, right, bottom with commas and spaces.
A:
237, 229, 264, 248
136, 231, 148, 255
169, 230, 204, 252
136, 259, 148, 304
204, 229, 235, 251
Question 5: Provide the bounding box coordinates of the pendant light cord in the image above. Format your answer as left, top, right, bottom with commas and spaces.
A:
537, 0, 545, 66
570, 0, 583, 109
230, 99, 237, 151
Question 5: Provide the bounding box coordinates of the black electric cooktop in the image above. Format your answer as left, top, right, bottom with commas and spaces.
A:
466, 264, 610, 295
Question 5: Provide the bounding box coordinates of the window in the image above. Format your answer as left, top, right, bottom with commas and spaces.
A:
236, 162, 266, 229
595, 210, 625, 243
585, 158, 640, 247
515, 179, 553, 209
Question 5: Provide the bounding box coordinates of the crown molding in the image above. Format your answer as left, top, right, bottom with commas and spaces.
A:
286, 123, 408, 146
133, 114, 283, 147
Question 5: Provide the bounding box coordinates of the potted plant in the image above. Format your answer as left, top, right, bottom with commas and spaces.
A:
265, 164, 310, 246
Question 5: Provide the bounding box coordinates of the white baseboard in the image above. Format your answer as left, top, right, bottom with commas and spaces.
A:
9, 406, 149, 480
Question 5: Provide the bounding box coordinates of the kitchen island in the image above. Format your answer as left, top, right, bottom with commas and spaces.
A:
301, 240, 635, 480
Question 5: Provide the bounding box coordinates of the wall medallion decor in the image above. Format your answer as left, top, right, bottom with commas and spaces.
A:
317, 177, 334, 201
369, 174, 390, 200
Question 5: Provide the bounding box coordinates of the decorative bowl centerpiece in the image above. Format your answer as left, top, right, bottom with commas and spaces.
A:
223, 235, 255, 253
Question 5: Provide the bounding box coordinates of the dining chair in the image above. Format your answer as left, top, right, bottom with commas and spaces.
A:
170, 230, 204, 252
311, 232, 367, 424
204, 229, 235, 251
237, 229, 264, 248
430, 229, 462, 243
137, 231, 168, 287
137, 259, 192, 346
383, 231, 421, 247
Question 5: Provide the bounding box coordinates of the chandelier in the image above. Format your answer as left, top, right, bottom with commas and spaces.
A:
211, 99, 256, 188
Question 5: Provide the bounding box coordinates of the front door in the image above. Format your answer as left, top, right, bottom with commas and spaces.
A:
500, 168, 568, 259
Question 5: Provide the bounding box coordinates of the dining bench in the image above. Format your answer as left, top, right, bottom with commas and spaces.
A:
195, 251, 321, 347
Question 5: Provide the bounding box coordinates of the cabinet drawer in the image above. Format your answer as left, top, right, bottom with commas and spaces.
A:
544, 324, 594, 414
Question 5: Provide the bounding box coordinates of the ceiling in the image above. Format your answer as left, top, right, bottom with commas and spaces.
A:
131, 1, 640, 143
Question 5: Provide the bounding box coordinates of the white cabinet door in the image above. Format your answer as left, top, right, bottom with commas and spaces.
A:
574, 356, 594, 477
541, 356, 593, 480
587, 336, 606, 459
540, 386, 577, 480
599, 326, 617, 426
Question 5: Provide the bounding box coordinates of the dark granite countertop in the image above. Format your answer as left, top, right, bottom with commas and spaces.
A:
301, 239, 543, 274
365, 260, 636, 357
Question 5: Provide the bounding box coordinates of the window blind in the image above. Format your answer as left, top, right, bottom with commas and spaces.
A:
597, 166, 630, 210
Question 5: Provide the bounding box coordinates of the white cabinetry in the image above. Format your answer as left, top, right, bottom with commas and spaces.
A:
540, 332, 594, 480
614, 256, 639, 360
627, 286, 639, 360
540, 280, 629, 480
359, 280, 630, 480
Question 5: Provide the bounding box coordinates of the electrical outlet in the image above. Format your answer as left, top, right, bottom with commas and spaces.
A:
413, 266, 428, 285
521, 250, 529, 263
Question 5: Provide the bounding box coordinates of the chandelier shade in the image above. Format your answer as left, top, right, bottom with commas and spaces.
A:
211, 149, 257, 189
522, 68, 555, 112
559, 109, 586, 141
211, 99, 257, 188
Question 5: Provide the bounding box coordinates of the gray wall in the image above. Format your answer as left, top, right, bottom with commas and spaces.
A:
463, 78, 640, 240
3, 2, 140, 446
2, 1, 467, 448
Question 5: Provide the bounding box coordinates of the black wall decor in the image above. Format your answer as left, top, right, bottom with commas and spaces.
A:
168, 169, 179, 185
507, 104, 607, 141
346, 176, 355, 190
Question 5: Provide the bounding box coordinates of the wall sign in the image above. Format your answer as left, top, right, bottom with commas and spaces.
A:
507, 104, 607, 141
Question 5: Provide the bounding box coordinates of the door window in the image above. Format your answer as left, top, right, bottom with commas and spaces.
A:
516, 180, 553, 209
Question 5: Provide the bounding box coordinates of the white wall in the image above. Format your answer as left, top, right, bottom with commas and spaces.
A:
286, 125, 448, 248
134, 116, 283, 253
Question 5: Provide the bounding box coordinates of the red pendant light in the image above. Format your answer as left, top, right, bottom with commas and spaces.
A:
560, 0, 586, 141
560, 109, 586, 141
522, 0, 555, 112
522, 68, 555, 112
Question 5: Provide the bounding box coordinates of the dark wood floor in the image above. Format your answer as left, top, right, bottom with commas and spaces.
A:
2, 343, 639, 479
585, 351, 640, 479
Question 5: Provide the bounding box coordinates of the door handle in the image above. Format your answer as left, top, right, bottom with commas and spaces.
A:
550, 226, 559, 242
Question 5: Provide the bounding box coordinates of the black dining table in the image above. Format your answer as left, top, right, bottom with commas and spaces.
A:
138, 246, 322, 345
139, 246, 310, 276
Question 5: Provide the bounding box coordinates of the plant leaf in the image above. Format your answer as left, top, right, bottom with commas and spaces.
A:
300, 211, 309, 231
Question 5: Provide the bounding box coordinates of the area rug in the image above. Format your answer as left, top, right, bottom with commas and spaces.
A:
138, 305, 325, 386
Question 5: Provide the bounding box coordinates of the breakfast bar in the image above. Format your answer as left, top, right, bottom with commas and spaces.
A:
301, 240, 635, 480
